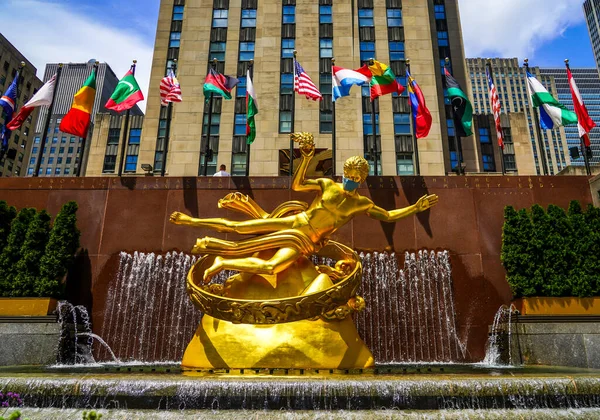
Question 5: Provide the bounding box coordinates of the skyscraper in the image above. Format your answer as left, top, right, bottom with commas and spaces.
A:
584, 0, 600, 72
539, 67, 600, 167
128, 0, 472, 177
467, 58, 570, 175
0, 33, 43, 178
28, 63, 143, 177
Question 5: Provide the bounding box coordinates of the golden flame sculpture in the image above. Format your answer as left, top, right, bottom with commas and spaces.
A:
170, 133, 438, 369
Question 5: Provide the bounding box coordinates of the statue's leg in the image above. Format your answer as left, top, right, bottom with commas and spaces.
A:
189, 216, 295, 234
204, 247, 301, 281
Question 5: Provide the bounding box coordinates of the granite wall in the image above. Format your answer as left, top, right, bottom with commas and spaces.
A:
0, 175, 593, 362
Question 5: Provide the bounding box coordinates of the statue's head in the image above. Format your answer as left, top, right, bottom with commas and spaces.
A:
343, 156, 369, 191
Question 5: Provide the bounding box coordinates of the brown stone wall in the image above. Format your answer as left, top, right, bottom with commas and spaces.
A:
0, 175, 593, 362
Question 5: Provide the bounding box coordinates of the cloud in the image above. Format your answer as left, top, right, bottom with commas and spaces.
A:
3, 0, 154, 111
458, 0, 585, 59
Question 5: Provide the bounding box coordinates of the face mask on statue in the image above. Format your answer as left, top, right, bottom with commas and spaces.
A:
342, 177, 361, 192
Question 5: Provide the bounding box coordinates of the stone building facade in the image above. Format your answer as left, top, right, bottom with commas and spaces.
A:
0, 33, 43, 177
127, 0, 471, 177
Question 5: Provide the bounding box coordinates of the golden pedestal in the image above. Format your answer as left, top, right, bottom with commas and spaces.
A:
182, 315, 374, 369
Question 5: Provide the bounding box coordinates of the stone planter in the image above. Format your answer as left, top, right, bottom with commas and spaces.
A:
0, 297, 58, 316
513, 297, 600, 316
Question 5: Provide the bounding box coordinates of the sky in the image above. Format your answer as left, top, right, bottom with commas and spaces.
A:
1, 0, 597, 112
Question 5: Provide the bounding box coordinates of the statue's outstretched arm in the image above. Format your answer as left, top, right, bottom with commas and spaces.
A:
290, 133, 320, 192
367, 194, 439, 222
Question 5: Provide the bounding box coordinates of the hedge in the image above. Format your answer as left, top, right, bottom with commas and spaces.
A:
501, 201, 600, 298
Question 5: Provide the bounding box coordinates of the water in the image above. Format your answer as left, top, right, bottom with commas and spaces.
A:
94, 250, 466, 364
482, 305, 518, 367
57, 301, 95, 364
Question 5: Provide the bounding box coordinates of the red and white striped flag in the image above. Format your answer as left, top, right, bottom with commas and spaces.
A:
160, 69, 182, 106
567, 66, 596, 147
485, 66, 504, 149
294, 59, 322, 101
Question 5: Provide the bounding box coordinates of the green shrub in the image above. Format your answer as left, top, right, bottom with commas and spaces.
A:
0, 200, 17, 251
11, 210, 52, 297
36, 201, 80, 297
502, 201, 600, 298
0, 208, 36, 297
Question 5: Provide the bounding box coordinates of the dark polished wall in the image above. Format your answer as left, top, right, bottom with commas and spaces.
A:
0, 175, 592, 362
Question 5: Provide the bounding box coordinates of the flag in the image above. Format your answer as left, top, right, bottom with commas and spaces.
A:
567, 67, 596, 147
444, 68, 473, 137
160, 68, 182, 106
526, 71, 578, 130
105, 68, 144, 112
59, 68, 97, 138
246, 70, 258, 145
332, 65, 371, 101
485, 66, 504, 149
294, 59, 322, 101
368, 60, 405, 101
406, 69, 432, 139
203, 68, 239, 100
7, 75, 56, 131
0, 72, 19, 154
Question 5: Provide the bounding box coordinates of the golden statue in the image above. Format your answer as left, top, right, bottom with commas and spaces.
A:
171, 133, 438, 370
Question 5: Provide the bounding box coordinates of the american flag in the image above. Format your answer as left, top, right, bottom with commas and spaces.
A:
160, 68, 182, 106
485, 66, 504, 149
294, 59, 322, 101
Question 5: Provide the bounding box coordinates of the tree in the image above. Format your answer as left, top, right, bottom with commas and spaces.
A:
11, 210, 52, 297
36, 201, 80, 297
0, 208, 36, 296
529, 204, 551, 296
585, 204, 600, 295
568, 201, 593, 297
0, 200, 17, 252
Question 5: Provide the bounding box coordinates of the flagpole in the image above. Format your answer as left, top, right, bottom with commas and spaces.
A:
486, 59, 506, 176
368, 59, 379, 176
117, 60, 137, 177
565, 59, 592, 177
34, 63, 63, 177
290, 51, 297, 178
444, 58, 464, 176
524, 59, 549, 176
406, 59, 421, 176
161, 59, 177, 177
331, 58, 337, 178
245, 59, 253, 176
76, 61, 99, 177
202, 58, 217, 176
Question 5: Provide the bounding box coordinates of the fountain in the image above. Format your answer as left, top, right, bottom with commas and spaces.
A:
1, 133, 599, 417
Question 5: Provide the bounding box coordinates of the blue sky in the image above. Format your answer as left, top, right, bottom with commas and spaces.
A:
2, 0, 597, 112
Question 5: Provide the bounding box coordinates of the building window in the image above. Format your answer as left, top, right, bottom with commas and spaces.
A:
103, 128, 120, 173
438, 31, 449, 47
397, 153, 414, 175
173, 5, 184, 20
48, 157, 54, 165
387, 9, 402, 27
124, 128, 141, 173
434, 4, 446, 19
479, 127, 496, 172
55, 168, 61, 175
231, 153, 247, 176
281, 73, 294, 94
52, 137, 58, 144
241, 9, 256, 27
27, 168, 33, 175
280, 111, 292, 133
59, 147, 64, 155
213, 9, 228, 27
210, 42, 226, 61
320, 112, 332, 133
45, 168, 51, 175
64, 168, 70, 175
50, 147, 56, 154
282, 39, 295, 58
360, 42, 375, 62
29, 157, 35, 165
363, 114, 380, 135
389, 41, 405, 61
34, 137, 40, 144
283, 5, 295, 24
236, 77, 247, 97
68, 147, 73, 154
70, 137, 76, 143
320, 39, 333, 58
358, 9, 374, 27
393, 113, 411, 135
61, 136, 66, 143
319, 5, 332, 23
234, 114, 246, 136
203, 114, 221, 135
239, 42, 255, 61
32, 147, 38, 154
200, 153, 218, 176
169, 32, 181, 48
